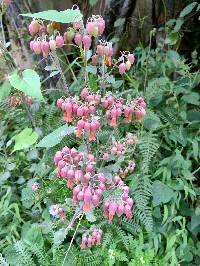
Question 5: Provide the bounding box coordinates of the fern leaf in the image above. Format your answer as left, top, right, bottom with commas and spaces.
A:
133, 175, 153, 231
139, 132, 159, 173
14, 241, 35, 266
26, 243, 50, 266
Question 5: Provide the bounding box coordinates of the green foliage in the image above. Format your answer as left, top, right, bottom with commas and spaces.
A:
9, 69, 43, 101
0, 81, 11, 102
36, 124, 76, 148
20, 9, 83, 23
0, 2, 199, 266
13, 127, 38, 152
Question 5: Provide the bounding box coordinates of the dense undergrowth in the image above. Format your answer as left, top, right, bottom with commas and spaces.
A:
0, 2, 199, 266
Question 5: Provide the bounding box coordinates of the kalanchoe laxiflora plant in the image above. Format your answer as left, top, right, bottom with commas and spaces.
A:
29, 5, 146, 250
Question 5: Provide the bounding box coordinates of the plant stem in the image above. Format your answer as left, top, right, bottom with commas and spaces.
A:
22, 96, 36, 129
50, 52, 69, 94
62, 213, 83, 266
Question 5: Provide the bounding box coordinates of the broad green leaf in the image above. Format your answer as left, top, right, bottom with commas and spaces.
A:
187, 110, 200, 121
36, 124, 76, 148
152, 181, 174, 206
182, 92, 200, 105
179, 2, 197, 17
166, 235, 176, 252
143, 111, 162, 130
114, 18, 125, 27
9, 69, 43, 101
21, 187, 35, 208
0, 81, 11, 102
20, 9, 82, 23
13, 128, 38, 152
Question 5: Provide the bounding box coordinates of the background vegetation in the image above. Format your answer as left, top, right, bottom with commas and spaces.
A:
0, 0, 199, 265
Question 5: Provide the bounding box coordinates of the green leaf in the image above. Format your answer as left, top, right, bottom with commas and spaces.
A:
86, 65, 97, 74
89, 0, 98, 6
9, 69, 43, 101
36, 124, 76, 148
143, 111, 162, 130
54, 228, 66, 245
165, 32, 180, 45
22, 224, 44, 247
13, 128, 38, 152
85, 211, 96, 222
21, 187, 35, 208
20, 9, 82, 23
89, 75, 98, 92
112, 80, 124, 89
187, 110, 200, 121
106, 75, 115, 84
174, 18, 184, 32
182, 92, 200, 105
114, 18, 125, 27
152, 181, 174, 206
179, 2, 197, 17
191, 214, 200, 231
0, 81, 11, 102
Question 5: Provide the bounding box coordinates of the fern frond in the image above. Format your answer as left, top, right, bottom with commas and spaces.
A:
108, 224, 129, 250
26, 243, 50, 266
139, 132, 159, 173
133, 175, 153, 231
14, 241, 35, 266
121, 217, 140, 235
102, 232, 113, 249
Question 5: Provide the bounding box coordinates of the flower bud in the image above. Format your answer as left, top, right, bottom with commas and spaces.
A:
74, 33, 82, 46
33, 41, 41, 54
56, 35, 64, 48
92, 54, 99, 65
128, 53, 135, 64
49, 40, 57, 51
82, 35, 92, 50
118, 63, 127, 74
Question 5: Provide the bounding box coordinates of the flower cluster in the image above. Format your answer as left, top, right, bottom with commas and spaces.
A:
56, 89, 146, 141
103, 176, 134, 222
28, 6, 148, 251
28, 18, 64, 57
73, 15, 105, 49
54, 146, 134, 222
8, 94, 33, 107
49, 204, 65, 219
118, 160, 136, 179
27, 8, 136, 75
81, 228, 103, 249
118, 52, 135, 74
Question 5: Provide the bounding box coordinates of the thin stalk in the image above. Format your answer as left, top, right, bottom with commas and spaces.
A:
84, 47, 89, 86
50, 52, 69, 94
22, 96, 36, 129
62, 213, 83, 266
